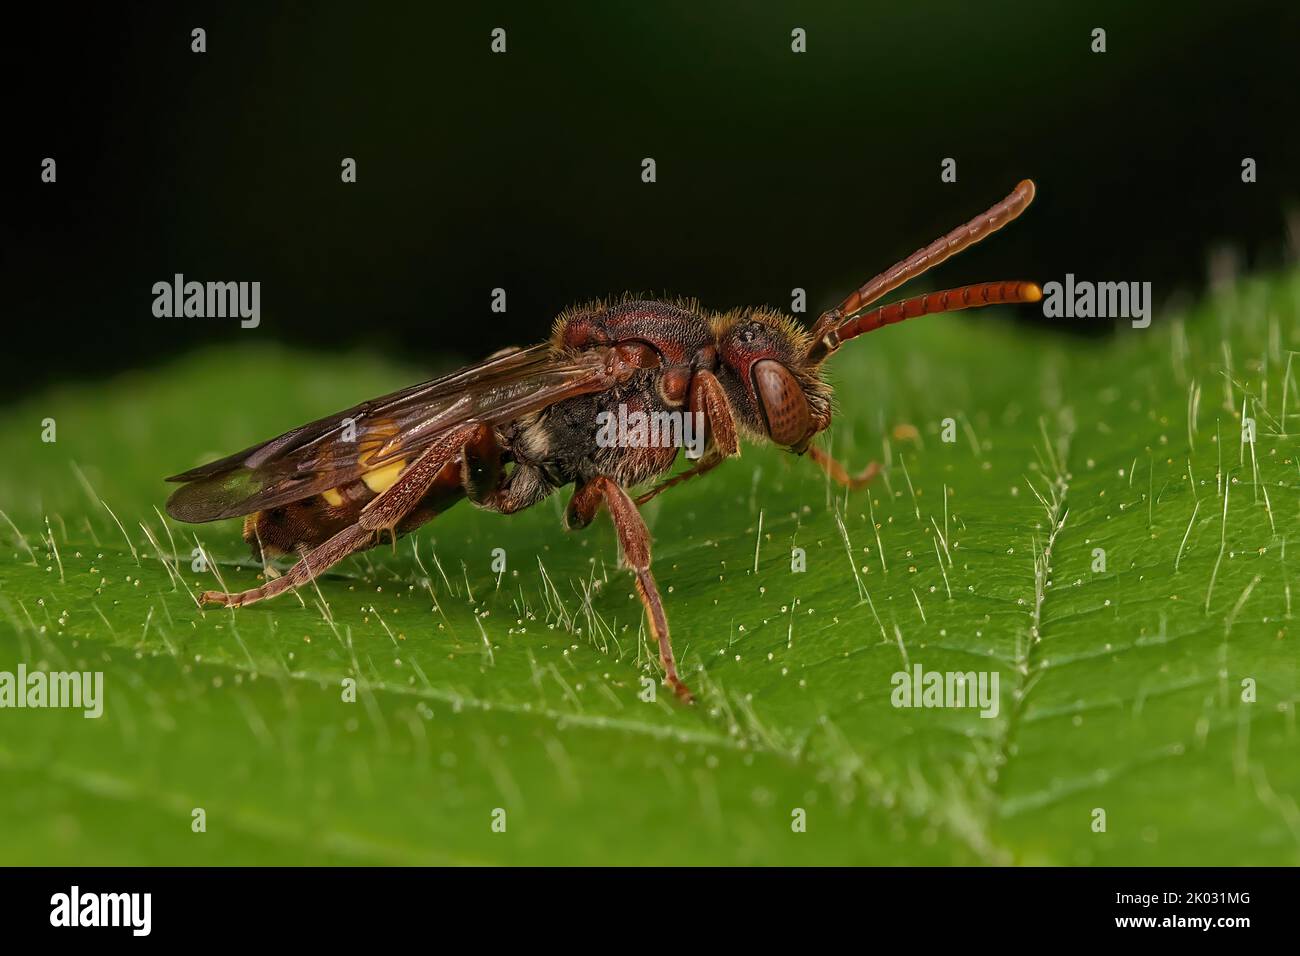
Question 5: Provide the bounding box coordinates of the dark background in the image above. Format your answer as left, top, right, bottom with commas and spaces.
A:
5, 1, 1297, 399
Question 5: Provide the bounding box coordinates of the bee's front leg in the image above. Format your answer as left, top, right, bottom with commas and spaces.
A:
807, 446, 880, 489
636, 368, 739, 505
565, 475, 694, 702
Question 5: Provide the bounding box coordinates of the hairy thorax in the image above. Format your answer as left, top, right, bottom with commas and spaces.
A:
510, 368, 685, 489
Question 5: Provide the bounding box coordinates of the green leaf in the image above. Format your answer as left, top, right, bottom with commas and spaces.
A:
2, 274, 1297, 865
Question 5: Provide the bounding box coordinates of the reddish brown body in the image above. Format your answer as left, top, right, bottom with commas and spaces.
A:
167, 181, 1042, 701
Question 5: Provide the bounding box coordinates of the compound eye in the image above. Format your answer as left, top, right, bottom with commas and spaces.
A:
752, 360, 812, 447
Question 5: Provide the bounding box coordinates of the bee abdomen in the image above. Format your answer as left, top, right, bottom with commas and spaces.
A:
243, 480, 374, 560
242, 456, 469, 561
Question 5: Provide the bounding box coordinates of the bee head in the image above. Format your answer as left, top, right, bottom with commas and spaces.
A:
712, 310, 830, 452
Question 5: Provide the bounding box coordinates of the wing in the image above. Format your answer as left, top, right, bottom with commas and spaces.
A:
165, 343, 613, 522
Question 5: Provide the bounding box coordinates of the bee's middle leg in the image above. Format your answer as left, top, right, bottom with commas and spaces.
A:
565, 475, 694, 702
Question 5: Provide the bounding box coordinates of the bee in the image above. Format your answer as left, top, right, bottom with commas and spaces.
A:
166, 180, 1040, 702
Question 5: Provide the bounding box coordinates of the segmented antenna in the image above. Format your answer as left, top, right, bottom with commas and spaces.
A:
833, 280, 1042, 343
807, 179, 1037, 363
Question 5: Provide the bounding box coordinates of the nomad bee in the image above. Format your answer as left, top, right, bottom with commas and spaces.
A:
166, 181, 1041, 701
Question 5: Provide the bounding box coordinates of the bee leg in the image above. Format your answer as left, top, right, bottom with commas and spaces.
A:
475, 463, 554, 515
636, 369, 738, 505
243, 519, 281, 579
202, 424, 483, 608
200, 522, 376, 607
691, 368, 739, 458
807, 446, 880, 489
461, 425, 504, 503
565, 476, 694, 702
635, 452, 723, 505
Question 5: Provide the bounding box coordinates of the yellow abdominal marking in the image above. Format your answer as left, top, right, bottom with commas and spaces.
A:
361, 460, 406, 494
321, 488, 345, 507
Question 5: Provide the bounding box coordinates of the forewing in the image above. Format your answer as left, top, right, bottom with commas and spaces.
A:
165, 344, 609, 522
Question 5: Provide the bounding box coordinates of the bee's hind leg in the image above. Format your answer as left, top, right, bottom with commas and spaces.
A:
201, 522, 377, 608
202, 423, 485, 609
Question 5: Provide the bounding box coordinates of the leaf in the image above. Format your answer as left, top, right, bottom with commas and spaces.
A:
1, 275, 1297, 865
